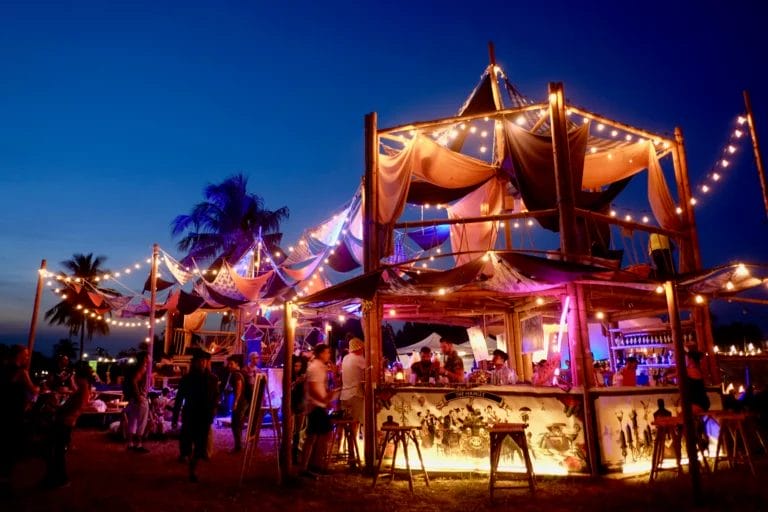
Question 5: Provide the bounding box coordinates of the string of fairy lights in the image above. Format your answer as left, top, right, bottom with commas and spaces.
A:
39, 110, 757, 328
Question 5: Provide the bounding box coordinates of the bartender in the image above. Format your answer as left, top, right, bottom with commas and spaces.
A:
410, 346, 439, 383
439, 338, 465, 383
490, 349, 516, 385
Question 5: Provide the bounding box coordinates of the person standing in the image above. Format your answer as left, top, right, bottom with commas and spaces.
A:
340, 337, 366, 439
172, 349, 220, 482
123, 352, 150, 453
490, 349, 516, 385
300, 344, 335, 476
43, 362, 94, 488
410, 347, 439, 384
620, 357, 638, 387
0, 345, 38, 493
439, 338, 465, 383
225, 354, 250, 453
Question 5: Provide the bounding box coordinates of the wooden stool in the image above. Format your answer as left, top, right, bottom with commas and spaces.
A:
489, 423, 535, 498
372, 425, 429, 493
327, 419, 362, 469
712, 412, 756, 475
649, 417, 683, 482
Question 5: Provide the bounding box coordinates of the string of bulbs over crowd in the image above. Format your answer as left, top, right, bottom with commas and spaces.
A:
39, 109, 755, 330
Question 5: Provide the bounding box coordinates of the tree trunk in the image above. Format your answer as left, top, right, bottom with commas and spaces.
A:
79, 321, 85, 361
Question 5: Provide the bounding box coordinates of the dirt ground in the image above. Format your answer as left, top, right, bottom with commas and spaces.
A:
4, 426, 768, 512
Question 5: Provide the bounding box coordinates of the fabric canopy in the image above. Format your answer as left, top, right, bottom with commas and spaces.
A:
406, 224, 451, 251
447, 177, 504, 265
377, 135, 496, 255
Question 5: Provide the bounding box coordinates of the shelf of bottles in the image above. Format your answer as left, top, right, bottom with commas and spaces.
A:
608, 327, 696, 379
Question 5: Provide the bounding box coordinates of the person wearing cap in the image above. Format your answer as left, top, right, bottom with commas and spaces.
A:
411, 346, 439, 384
172, 349, 220, 482
490, 349, 517, 385
340, 337, 366, 441
439, 338, 465, 384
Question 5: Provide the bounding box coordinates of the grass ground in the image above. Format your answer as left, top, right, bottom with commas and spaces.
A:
4, 426, 768, 512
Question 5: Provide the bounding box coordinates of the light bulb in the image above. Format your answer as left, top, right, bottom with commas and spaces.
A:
738, 116, 747, 125
597, 123, 605, 131
712, 173, 721, 181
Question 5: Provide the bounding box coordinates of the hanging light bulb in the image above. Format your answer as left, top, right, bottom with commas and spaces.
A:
535, 297, 545, 306
738, 116, 747, 125
702, 185, 710, 193
642, 216, 650, 223
694, 295, 705, 304
597, 123, 605, 131
734, 129, 743, 138
595, 311, 605, 320
610, 130, 618, 137
675, 207, 683, 214
515, 115, 526, 126
655, 285, 664, 294
727, 145, 736, 154
712, 172, 721, 181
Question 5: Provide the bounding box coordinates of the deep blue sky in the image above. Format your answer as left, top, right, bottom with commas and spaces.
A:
1, 1, 767, 355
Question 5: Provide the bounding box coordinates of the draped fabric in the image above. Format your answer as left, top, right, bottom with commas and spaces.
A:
143, 276, 174, 293
647, 146, 684, 232
582, 141, 651, 189
504, 122, 589, 230
183, 310, 207, 332
193, 281, 224, 308
161, 250, 194, 285
226, 262, 274, 300
504, 122, 631, 236
176, 289, 206, 315
327, 238, 362, 273
378, 135, 497, 255
446, 177, 504, 266
162, 288, 180, 311
346, 235, 364, 266
282, 253, 323, 282
406, 224, 451, 251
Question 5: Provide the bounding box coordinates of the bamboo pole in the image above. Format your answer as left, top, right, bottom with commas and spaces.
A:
569, 283, 599, 477
395, 208, 557, 230
573, 208, 686, 240
379, 104, 545, 135
146, 244, 159, 388
279, 301, 295, 483
674, 127, 702, 271
743, 90, 768, 218
363, 112, 380, 471
664, 280, 702, 504
27, 259, 47, 355
566, 106, 673, 144
549, 82, 580, 260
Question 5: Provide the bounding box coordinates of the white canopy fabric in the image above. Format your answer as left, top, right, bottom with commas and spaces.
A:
396, 332, 443, 355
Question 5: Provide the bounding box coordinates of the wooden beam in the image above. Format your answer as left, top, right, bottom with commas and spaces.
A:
278, 301, 295, 482
567, 105, 673, 144
573, 208, 686, 240
744, 90, 768, 218
379, 104, 546, 135
549, 83, 581, 260
394, 208, 556, 230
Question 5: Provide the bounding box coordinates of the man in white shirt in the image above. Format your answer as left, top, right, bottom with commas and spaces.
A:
300, 344, 335, 475
340, 337, 366, 439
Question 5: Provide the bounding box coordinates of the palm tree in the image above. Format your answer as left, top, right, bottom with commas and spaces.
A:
45, 253, 112, 361
171, 173, 289, 265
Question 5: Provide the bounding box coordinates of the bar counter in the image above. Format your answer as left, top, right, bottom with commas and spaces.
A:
374, 384, 721, 475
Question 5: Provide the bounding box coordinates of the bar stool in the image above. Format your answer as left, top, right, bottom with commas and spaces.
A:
489, 423, 535, 498
372, 425, 429, 493
711, 412, 756, 475
649, 417, 683, 482
326, 419, 361, 469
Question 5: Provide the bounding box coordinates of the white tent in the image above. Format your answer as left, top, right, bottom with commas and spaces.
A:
396, 332, 443, 356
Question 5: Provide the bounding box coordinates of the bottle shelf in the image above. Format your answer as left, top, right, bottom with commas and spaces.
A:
610, 344, 672, 350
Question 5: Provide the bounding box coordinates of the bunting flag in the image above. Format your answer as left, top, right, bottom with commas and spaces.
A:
161, 250, 194, 285
102, 295, 133, 312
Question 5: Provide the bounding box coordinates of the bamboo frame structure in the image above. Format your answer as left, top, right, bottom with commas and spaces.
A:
744, 90, 768, 218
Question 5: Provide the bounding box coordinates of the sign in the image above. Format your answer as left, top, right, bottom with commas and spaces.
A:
466, 326, 489, 362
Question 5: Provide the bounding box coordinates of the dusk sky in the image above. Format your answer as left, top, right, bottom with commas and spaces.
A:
1, 1, 767, 355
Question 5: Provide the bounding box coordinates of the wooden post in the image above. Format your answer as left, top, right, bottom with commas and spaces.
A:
664, 280, 702, 503
672, 128, 717, 381
672, 127, 702, 272
744, 90, 768, 218
164, 311, 173, 356
548, 83, 580, 261
146, 244, 159, 388
279, 301, 295, 482
362, 112, 381, 471
27, 259, 47, 355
